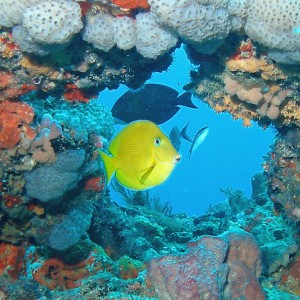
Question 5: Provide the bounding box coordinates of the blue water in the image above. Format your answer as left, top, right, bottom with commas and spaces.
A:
100, 47, 274, 215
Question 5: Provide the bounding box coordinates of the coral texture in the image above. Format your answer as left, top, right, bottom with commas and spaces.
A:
22, 0, 82, 44
222, 230, 265, 299
25, 149, 86, 202
0, 100, 35, 149
148, 230, 265, 300
148, 235, 229, 300
245, 0, 300, 63
0, 242, 25, 279
47, 200, 94, 250
263, 130, 300, 222
33, 257, 91, 290
0, 0, 40, 27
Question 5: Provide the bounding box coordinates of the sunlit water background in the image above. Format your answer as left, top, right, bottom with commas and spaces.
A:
99, 47, 274, 216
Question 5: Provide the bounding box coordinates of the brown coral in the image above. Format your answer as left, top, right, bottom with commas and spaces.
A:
281, 101, 300, 127
20, 56, 60, 81
212, 94, 257, 127
226, 38, 286, 81
223, 75, 291, 121
147, 235, 229, 300
226, 57, 286, 81
227, 57, 267, 74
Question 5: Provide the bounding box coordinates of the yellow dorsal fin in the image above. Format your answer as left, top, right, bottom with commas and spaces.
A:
139, 164, 155, 185
98, 150, 116, 185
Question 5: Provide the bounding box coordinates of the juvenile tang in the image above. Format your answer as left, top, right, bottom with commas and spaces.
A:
99, 120, 181, 190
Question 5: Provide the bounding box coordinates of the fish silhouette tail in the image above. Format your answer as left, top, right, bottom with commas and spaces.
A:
181, 121, 193, 143
176, 92, 197, 108
98, 151, 116, 185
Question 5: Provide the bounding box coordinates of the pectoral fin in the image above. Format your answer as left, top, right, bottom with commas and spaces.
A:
139, 164, 155, 185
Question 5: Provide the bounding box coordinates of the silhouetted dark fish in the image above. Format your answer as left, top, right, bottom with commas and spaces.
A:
111, 84, 197, 125
169, 122, 193, 151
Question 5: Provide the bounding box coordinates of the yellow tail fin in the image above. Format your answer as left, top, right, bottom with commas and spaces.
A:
98, 151, 116, 185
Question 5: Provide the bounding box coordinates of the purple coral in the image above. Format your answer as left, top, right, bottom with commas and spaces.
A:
222, 229, 265, 300
147, 229, 266, 300
148, 235, 229, 300
25, 149, 86, 202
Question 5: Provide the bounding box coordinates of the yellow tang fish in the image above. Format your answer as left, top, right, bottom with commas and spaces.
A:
99, 120, 181, 190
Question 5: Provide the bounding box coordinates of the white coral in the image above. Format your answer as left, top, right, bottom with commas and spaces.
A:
135, 12, 178, 59
245, 0, 300, 51
0, 0, 40, 27
22, 0, 83, 44
83, 12, 115, 52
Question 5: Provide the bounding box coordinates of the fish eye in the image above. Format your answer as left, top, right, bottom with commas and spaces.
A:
154, 138, 161, 146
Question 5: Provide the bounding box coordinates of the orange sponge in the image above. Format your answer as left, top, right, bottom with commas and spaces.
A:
111, 0, 150, 10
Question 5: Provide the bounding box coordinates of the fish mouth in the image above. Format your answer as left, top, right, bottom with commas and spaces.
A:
154, 153, 181, 165
173, 154, 181, 163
